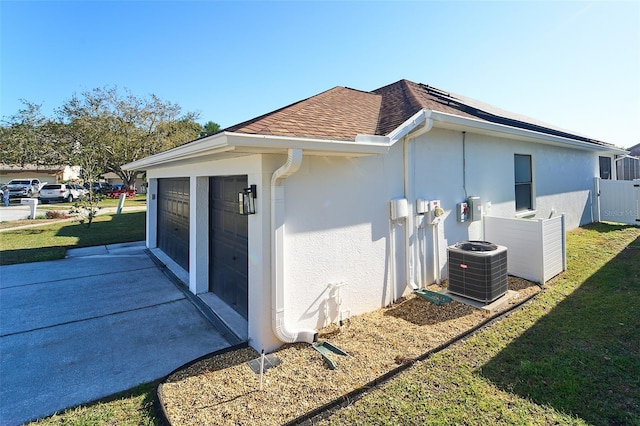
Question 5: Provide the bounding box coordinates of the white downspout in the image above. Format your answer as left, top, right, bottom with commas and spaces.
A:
404, 118, 434, 292
271, 148, 318, 344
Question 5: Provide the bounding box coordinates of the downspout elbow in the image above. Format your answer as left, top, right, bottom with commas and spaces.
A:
271, 148, 318, 344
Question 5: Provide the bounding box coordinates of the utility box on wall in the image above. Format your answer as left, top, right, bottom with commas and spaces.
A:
456, 202, 468, 222
468, 196, 482, 222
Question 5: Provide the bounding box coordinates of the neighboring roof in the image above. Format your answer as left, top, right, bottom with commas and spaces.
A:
0, 163, 66, 172
628, 142, 640, 156
224, 79, 614, 148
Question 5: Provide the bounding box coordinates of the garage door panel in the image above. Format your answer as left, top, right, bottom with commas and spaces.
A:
210, 176, 248, 320
158, 178, 190, 271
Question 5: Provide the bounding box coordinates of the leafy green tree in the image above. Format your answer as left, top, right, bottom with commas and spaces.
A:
1, 88, 204, 227
0, 101, 66, 167
1, 87, 202, 191
199, 120, 221, 138
56, 86, 202, 191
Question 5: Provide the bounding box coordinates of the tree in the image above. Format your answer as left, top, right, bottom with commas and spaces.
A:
55, 86, 202, 190
199, 120, 221, 138
0, 101, 67, 167
1, 87, 204, 228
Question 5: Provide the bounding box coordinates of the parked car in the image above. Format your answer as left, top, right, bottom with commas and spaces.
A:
38, 184, 86, 203
83, 181, 112, 194
68, 183, 89, 197
107, 184, 137, 198
7, 178, 45, 198
109, 184, 125, 193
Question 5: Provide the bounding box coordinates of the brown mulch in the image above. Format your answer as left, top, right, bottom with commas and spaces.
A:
159, 277, 540, 425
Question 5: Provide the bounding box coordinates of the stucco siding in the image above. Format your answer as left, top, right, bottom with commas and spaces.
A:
283, 148, 404, 331
412, 128, 597, 228
142, 126, 604, 352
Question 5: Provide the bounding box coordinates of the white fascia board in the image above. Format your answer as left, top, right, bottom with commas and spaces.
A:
386, 109, 432, 143
122, 131, 391, 171
225, 132, 390, 156
431, 111, 627, 154
122, 132, 232, 170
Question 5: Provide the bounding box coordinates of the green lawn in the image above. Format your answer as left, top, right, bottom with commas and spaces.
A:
22, 222, 640, 425
0, 211, 146, 265
30, 383, 160, 426
323, 223, 640, 425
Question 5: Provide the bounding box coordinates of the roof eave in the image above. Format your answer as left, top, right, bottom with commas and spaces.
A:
122, 131, 391, 170
430, 111, 627, 154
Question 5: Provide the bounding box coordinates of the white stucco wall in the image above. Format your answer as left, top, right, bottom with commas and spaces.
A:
142, 126, 605, 353
408, 127, 600, 283
283, 147, 405, 332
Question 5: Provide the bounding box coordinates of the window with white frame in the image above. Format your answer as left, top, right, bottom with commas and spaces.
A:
599, 156, 612, 180
514, 154, 533, 211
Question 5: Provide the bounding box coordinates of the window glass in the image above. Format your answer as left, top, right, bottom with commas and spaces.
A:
515, 183, 532, 211
599, 156, 612, 179
514, 154, 532, 183
515, 154, 533, 211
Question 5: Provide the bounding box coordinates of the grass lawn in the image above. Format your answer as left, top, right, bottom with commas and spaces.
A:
324, 223, 640, 425
23, 223, 640, 425
30, 383, 160, 426
0, 211, 146, 265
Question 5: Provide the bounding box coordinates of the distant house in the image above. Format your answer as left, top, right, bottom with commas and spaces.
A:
0, 164, 80, 185
102, 172, 147, 194
123, 79, 628, 352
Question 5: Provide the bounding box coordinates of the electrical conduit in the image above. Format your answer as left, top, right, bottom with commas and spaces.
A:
271, 148, 318, 344
403, 116, 434, 291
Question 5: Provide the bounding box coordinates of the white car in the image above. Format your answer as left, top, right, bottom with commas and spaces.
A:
38, 184, 87, 203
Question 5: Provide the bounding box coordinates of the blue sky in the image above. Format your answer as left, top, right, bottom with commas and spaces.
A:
1, 1, 638, 148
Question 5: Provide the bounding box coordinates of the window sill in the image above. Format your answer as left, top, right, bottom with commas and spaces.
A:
515, 209, 537, 218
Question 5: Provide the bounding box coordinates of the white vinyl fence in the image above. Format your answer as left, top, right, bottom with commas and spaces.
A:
595, 177, 640, 225
484, 214, 566, 284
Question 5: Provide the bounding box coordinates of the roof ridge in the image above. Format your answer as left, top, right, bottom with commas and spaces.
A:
401, 79, 434, 111
371, 79, 427, 135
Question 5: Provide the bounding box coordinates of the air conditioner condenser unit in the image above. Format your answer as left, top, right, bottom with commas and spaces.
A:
447, 241, 508, 303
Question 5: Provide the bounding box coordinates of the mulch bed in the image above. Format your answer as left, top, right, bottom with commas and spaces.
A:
159, 277, 539, 425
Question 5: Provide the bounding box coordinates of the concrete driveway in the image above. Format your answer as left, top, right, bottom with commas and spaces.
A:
0, 242, 233, 425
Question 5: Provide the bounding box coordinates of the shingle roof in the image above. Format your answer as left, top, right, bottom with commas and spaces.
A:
225, 86, 381, 141
223, 79, 611, 147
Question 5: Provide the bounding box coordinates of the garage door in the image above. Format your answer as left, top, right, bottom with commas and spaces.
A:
210, 176, 248, 319
157, 178, 190, 271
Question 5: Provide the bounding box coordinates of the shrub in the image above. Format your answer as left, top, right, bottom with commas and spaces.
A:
45, 210, 71, 219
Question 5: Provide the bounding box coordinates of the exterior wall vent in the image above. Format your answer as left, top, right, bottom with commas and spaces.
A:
447, 241, 508, 303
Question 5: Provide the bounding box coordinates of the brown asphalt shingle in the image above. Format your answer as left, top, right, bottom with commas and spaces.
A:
225, 87, 381, 141
223, 79, 611, 147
